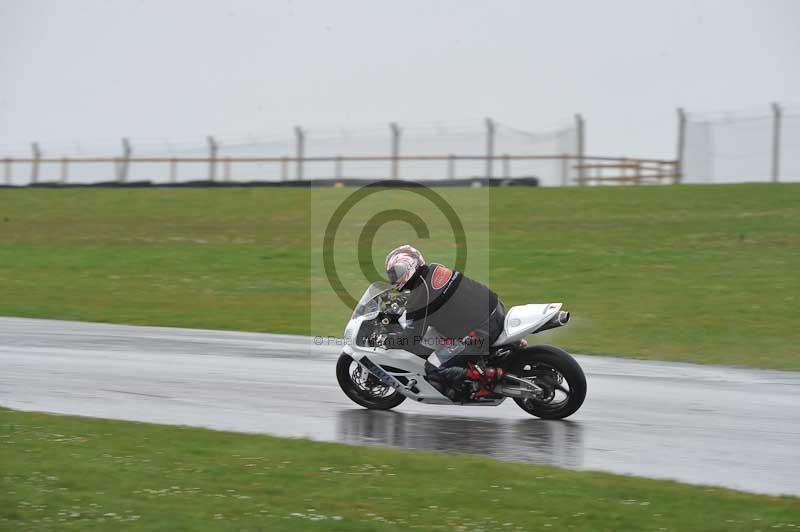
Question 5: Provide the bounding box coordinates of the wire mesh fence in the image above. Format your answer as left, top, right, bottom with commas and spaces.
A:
1, 118, 590, 186
682, 104, 800, 183
5, 105, 797, 187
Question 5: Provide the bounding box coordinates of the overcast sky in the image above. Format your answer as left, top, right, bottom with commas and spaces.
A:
1, 0, 798, 158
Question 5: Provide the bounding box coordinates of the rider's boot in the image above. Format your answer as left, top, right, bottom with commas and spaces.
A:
465, 361, 504, 399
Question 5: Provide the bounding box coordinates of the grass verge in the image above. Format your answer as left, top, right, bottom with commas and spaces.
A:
1, 407, 798, 531
0, 184, 798, 369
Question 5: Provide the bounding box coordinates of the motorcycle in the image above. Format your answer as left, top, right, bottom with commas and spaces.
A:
336, 281, 587, 419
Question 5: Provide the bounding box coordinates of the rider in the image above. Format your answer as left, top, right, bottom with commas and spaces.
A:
383, 244, 509, 400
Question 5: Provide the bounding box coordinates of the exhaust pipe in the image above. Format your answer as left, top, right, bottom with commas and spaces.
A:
537, 309, 571, 332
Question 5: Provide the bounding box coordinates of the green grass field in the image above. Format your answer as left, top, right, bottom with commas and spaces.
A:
0, 184, 798, 369
1, 408, 797, 531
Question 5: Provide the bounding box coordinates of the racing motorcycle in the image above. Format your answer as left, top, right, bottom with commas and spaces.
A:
336, 282, 587, 419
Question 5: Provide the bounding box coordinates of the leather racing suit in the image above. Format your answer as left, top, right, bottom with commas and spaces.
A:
383, 263, 506, 391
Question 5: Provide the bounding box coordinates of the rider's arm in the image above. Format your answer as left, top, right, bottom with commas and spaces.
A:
382, 311, 430, 355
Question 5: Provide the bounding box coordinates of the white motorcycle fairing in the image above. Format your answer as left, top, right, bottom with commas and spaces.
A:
343, 315, 491, 404
492, 303, 563, 346
342, 299, 565, 405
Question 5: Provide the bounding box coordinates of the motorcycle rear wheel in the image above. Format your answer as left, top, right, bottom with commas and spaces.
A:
510, 345, 586, 420
336, 353, 407, 410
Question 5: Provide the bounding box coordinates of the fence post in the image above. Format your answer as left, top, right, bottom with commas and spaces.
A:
447, 155, 455, 180
485, 118, 495, 179
675, 108, 686, 184
575, 114, 585, 185
169, 158, 177, 183
30, 142, 41, 184
294, 126, 305, 180
560, 154, 568, 186
207, 136, 218, 181
502, 154, 510, 178
390, 122, 400, 179
771, 102, 782, 183
60, 157, 69, 184
335, 155, 343, 180
3, 158, 10, 185
117, 137, 132, 183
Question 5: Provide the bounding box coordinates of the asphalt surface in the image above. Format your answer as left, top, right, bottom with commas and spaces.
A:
1, 317, 798, 496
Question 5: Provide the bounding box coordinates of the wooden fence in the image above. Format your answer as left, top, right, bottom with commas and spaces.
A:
1, 153, 679, 186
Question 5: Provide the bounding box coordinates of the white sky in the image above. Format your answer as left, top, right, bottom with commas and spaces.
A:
1, 0, 798, 158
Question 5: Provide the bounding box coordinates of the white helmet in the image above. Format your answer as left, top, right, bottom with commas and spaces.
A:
385, 245, 425, 289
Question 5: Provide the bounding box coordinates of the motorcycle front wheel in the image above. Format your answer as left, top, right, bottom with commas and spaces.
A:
336, 353, 407, 410
509, 345, 586, 420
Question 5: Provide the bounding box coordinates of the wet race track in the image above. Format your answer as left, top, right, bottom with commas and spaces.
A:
1, 317, 798, 496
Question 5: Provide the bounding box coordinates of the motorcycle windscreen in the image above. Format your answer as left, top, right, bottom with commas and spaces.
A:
351, 281, 393, 320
